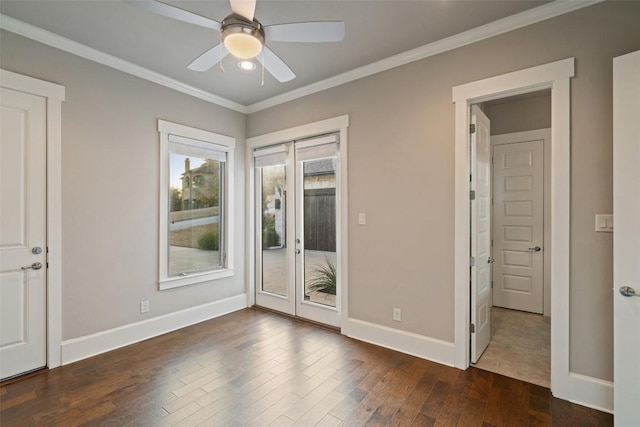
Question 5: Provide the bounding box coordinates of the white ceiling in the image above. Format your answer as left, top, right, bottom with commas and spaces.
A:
1, 0, 556, 108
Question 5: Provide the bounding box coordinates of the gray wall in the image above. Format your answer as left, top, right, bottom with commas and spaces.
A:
0, 31, 246, 340
483, 91, 551, 135
1, 1, 637, 382
248, 2, 640, 381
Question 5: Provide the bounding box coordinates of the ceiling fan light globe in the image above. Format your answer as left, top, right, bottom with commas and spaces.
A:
223, 33, 263, 59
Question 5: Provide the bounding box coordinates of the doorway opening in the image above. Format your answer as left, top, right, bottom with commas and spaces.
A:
470, 91, 552, 387
452, 58, 576, 400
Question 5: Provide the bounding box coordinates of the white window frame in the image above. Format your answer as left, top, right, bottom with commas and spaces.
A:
158, 119, 235, 290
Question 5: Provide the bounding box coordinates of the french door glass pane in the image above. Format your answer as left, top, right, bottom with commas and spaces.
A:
168, 153, 222, 276
260, 165, 287, 296
302, 158, 337, 307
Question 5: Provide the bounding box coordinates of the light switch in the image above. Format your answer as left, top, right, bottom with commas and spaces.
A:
599, 217, 607, 229
358, 213, 366, 225
595, 214, 613, 232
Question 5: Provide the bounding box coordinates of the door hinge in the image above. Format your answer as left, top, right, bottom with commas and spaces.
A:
491, 280, 493, 288
470, 124, 476, 134
470, 190, 476, 200
470, 257, 476, 267
470, 323, 476, 333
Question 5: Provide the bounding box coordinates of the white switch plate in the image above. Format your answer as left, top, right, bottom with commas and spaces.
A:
595, 214, 613, 232
358, 213, 366, 225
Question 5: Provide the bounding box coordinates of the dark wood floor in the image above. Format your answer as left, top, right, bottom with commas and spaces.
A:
1, 308, 612, 426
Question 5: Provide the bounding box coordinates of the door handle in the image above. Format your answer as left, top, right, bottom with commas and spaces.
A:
294, 249, 301, 254
487, 257, 495, 264
21, 262, 43, 270
527, 246, 542, 252
619, 286, 639, 297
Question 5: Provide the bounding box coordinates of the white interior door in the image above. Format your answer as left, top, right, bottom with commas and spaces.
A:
492, 140, 544, 314
613, 49, 640, 426
254, 136, 341, 327
0, 87, 48, 380
470, 105, 491, 363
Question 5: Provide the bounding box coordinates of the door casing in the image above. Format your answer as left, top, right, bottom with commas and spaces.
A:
0, 69, 65, 371
453, 58, 580, 402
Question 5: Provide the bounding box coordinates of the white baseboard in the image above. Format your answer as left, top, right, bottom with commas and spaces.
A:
343, 318, 455, 367
343, 318, 612, 413
61, 294, 247, 365
554, 372, 614, 414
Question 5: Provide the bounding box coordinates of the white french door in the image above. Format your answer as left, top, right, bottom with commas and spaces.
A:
254, 135, 341, 327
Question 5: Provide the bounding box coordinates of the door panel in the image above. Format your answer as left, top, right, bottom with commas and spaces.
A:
296, 145, 340, 327
471, 105, 491, 363
493, 140, 544, 313
613, 49, 640, 426
0, 88, 47, 380
254, 150, 295, 315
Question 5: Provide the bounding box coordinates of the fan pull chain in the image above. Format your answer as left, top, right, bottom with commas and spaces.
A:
218, 33, 224, 73
261, 50, 265, 87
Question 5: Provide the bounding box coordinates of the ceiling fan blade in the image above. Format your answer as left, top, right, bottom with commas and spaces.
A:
187, 44, 229, 72
265, 21, 345, 43
230, 0, 256, 21
124, 0, 221, 30
257, 46, 295, 82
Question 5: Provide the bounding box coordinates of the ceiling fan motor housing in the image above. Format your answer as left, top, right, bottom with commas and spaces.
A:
221, 14, 265, 59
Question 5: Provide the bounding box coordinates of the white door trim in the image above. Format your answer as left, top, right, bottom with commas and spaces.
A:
0, 69, 65, 370
246, 115, 349, 327
452, 59, 574, 397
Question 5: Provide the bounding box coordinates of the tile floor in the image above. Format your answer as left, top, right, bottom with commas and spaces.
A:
473, 306, 551, 388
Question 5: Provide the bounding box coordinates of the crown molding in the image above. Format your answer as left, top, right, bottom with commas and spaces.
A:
0, 14, 248, 114
1, 0, 604, 115
245, 0, 605, 113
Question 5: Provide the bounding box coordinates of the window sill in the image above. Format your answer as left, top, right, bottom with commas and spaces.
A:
159, 269, 234, 290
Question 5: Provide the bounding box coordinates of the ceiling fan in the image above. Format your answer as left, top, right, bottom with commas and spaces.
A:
125, 0, 345, 82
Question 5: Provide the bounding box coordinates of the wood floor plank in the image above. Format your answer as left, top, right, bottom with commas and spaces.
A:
315, 413, 342, 427
0, 308, 613, 427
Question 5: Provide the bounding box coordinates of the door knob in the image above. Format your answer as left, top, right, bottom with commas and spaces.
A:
619, 286, 639, 297
527, 246, 542, 252
295, 249, 301, 254
21, 262, 43, 270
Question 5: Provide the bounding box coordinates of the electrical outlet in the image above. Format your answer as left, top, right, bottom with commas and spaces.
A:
140, 300, 149, 314
393, 308, 401, 321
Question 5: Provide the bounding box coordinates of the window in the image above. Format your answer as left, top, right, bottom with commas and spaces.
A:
158, 120, 235, 290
